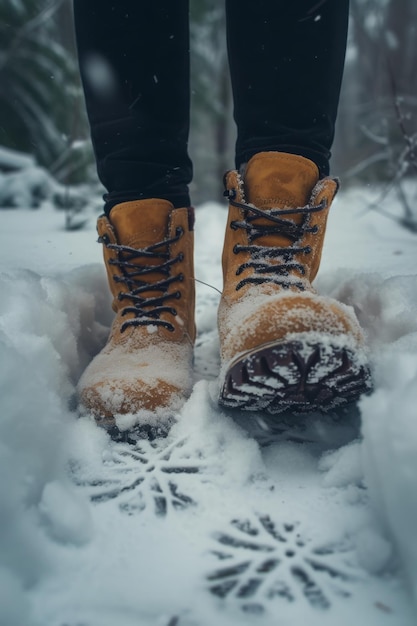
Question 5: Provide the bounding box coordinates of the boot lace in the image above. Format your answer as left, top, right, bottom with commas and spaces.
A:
98, 226, 184, 333
225, 189, 325, 291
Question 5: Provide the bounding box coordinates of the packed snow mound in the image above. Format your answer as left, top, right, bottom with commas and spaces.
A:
0, 266, 111, 625
361, 353, 417, 606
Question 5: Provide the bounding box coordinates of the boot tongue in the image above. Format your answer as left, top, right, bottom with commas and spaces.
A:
109, 199, 173, 248
109, 199, 175, 304
243, 152, 319, 249
244, 152, 319, 210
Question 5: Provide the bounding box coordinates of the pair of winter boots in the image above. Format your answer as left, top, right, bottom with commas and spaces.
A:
78, 152, 371, 429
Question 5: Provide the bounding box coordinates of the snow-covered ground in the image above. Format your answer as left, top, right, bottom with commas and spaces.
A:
0, 186, 417, 626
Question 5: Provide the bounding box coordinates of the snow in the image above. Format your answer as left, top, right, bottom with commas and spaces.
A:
0, 184, 417, 625
83, 54, 118, 98
0, 146, 34, 170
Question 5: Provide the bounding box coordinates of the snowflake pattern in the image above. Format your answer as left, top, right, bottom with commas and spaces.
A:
73, 436, 205, 516
207, 514, 359, 614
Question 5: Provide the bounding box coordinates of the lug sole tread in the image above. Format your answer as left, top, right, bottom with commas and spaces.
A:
219, 340, 372, 414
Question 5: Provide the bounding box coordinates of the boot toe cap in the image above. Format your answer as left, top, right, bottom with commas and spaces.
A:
219, 291, 364, 362
78, 342, 192, 427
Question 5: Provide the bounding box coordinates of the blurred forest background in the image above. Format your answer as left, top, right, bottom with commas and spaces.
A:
0, 0, 416, 214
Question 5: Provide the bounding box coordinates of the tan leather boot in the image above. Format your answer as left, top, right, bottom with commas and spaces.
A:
78, 199, 196, 428
218, 151, 371, 413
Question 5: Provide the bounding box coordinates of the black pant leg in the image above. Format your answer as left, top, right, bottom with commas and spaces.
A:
226, 0, 349, 176
73, 0, 192, 212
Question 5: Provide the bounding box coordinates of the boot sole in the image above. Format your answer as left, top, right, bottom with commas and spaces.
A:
219, 338, 372, 414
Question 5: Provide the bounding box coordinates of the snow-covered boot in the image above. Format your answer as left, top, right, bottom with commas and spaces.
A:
78, 199, 196, 428
218, 151, 371, 413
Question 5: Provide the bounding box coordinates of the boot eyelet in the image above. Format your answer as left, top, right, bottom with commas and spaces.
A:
224, 188, 237, 200
178, 252, 184, 261
230, 221, 238, 231
167, 325, 175, 332
178, 273, 184, 282
176, 226, 184, 237
312, 225, 319, 234
233, 244, 240, 254
175, 291, 181, 299
304, 246, 312, 254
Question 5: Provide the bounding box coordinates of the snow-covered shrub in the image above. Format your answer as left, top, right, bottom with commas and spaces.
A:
0, 146, 98, 231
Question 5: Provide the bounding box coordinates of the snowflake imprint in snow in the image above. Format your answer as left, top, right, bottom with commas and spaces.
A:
73, 436, 205, 516
207, 513, 359, 614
